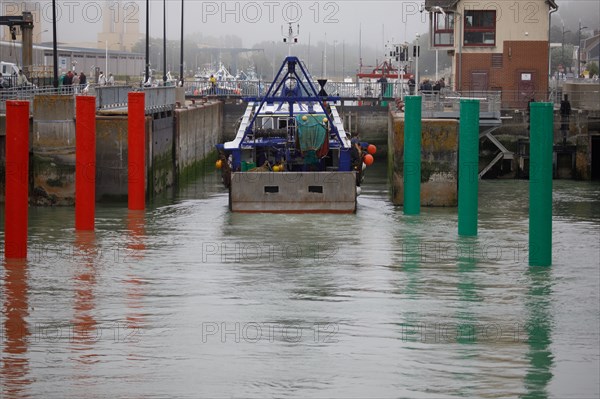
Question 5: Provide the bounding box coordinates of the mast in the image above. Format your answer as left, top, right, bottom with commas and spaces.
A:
282, 22, 299, 56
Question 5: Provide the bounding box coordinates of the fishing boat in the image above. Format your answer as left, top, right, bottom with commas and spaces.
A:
215, 28, 376, 213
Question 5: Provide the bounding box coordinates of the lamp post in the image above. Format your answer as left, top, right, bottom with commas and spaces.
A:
561, 24, 571, 75
431, 5, 461, 91
145, 0, 150, 84
456, 10, 463, 92
272, 41, 275, 80
35, 29, 48, 66
333, 40, 338, 80
431, 6, 447, 83
98, 40, 108, 75
104, 40, 108, 75
577, 20, 588, 78
342, 40, 345, 78
415, 33, 420, 91
324, 32, 327, 78
163, 0, 167, 82
52, 0, 58, 88
180, 0, 184, 85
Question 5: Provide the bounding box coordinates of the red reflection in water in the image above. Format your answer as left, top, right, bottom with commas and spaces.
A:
1, 259, 31, 399
71, 231, 99, 365
125, 210, 146, 354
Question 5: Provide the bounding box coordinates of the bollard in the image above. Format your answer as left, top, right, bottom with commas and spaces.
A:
529, 102, 554, 266
5, 101, 30, 259
128, 92, 146, 210
75, 96, 96, 230
403, 95, 422, 215
458, 99, 480, 236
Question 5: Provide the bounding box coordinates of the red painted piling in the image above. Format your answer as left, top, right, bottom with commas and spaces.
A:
5, 101, 30, 259
128, 92, 146, 210
75, 96, 96, 230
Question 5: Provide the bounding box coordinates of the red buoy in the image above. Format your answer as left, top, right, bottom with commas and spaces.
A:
367, 144, 377, 155
364, 154, 374, 166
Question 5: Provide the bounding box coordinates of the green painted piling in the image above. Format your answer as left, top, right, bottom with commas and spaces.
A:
529, 102, 554, 266
403, 96, 422, 215
458, 99, 480, 236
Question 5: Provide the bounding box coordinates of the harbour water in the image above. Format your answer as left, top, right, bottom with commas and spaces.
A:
1, 160, 599, 398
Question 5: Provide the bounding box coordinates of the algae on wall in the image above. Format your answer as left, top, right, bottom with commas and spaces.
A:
389, 113, 458, 207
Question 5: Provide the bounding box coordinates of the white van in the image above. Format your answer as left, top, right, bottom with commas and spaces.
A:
1, 61, 19, 76
1, 61, 20, 87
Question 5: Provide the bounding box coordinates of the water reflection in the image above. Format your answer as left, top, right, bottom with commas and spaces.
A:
71, 231, 99, 358
523, 267, 554, 398
398, 216, 422, 297
0, 167, 596, 398
456, 237, 479, 345
124, 210, 147, 356
1, 259, 31, 399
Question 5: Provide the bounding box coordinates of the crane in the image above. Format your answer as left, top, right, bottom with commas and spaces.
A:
0, 12, 34, 78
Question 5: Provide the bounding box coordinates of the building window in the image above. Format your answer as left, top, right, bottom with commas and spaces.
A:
464, 10, 496, 46
433, 12, 455, 47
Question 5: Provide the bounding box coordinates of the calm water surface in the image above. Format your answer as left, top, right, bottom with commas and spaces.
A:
1, 161, 599, 398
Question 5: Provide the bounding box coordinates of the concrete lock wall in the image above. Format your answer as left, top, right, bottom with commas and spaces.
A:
389, 112, 458, 207
0, 97, 223, 204
95, 101, 223, 200
95, 115, 151, 201
339, 106, 390, 145
175, 101, 222, 183
32, 95, 76, 206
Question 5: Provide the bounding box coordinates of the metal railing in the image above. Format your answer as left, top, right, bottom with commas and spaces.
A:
95, 85, 176, 112
95, 85, 176, 113
0, 85, 64, 114
0, 84, 176, 114
182, 79, 412, 99
95, 85, 130, 110
143, 86, 176, 113
419, 90, 502, 119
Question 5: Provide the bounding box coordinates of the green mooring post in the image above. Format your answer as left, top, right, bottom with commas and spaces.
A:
529, 102, 554, 266
458, 99, 480, 236
403, 95, 422, 215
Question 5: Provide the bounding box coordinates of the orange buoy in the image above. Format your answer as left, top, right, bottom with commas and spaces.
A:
215, 159, 223, 169
367, 144, 377, 155
364, 153, 374, 166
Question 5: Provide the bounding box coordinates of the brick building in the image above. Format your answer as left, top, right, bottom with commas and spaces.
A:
425, 0, 558, 108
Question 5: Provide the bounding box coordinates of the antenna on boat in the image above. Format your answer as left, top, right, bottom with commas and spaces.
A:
282, 22, 299, 56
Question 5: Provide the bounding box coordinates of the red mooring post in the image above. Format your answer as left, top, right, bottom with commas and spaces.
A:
128, 92, 146, 210
75, 96, 96, 230
5, 101, 30, 259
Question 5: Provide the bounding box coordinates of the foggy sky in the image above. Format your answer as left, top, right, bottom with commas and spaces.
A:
22, 0, 600, 50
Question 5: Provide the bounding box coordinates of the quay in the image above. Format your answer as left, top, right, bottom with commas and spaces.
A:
0, 79, 599, 205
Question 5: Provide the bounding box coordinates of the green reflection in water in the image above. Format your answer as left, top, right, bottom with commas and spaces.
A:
456, 236, 479, 346
523, 267, 554, 399
394, 215, 423, 343
400, 216, 422, 294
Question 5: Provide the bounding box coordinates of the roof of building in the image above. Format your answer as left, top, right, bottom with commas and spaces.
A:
425, 0, 557, 11
424, 0, 459, 10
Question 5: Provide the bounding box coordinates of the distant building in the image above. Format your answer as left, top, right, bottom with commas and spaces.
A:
0, 0, 141, 52
97, 0, 143, 52
425, 0, 558, 108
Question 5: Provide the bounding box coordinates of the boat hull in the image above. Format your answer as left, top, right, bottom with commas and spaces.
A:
229, 172, 357, 213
